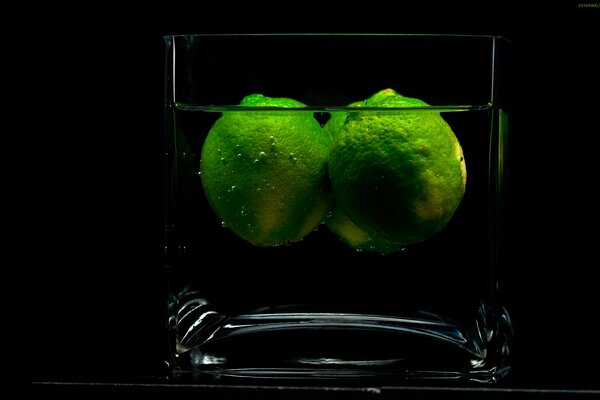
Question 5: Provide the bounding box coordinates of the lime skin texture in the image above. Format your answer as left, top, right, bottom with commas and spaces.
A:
200, 94, 332, 247
326, 89, 467, 254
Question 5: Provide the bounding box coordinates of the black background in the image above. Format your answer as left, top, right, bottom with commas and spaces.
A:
34, 2, 599, 393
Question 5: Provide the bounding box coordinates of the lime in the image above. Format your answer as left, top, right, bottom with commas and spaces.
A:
326, 89, 467, 254
200, 94, 332, 246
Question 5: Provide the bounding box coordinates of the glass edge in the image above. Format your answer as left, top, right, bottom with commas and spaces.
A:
174, 104, 494, 112
162, 33, 509, 41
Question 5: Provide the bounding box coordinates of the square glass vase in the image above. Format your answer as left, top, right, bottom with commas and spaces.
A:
164, 34, 514, 383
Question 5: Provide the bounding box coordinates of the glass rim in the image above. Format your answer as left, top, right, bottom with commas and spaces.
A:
163, 33, 512, 44
174, 103, 493, 112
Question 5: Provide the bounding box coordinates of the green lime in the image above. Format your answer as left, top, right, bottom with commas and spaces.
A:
200, 94, 332, 246
326, 89, 467, 254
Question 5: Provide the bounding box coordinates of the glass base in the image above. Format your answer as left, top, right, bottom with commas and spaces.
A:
170, 303, 512, 383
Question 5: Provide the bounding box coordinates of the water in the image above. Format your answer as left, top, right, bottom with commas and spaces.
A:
165, 104, 512, 382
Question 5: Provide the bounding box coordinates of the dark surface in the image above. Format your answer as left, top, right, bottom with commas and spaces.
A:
34, 2, 599, 398
31, 382, 600, 400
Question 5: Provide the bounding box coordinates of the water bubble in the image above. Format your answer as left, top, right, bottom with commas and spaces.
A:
240, 208, 247, 216
254, 159, 259, 164
355, 248, 363, 252
256, 187, 261, 192
259, 151, 266, 157
221, 221, 229, 228
237, 153, 242, 158
220, 157, 226, 163
217, 148, 221, 153
231, 185, 236, 191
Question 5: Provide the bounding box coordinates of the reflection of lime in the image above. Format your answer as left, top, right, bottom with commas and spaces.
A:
200, 94, 332, 247
327, 89, 467, 254
326, 204, 401, 254
323, 100, 363, 139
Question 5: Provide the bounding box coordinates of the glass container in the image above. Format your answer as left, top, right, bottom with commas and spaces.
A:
164, 34, 514, 383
